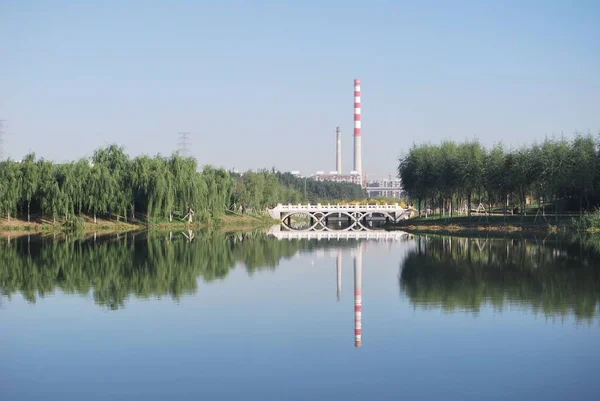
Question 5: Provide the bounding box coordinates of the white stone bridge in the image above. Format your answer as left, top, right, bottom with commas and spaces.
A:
267, 203, 411, 231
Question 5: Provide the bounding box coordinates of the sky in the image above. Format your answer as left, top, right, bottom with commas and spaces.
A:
1, 1, 599, 179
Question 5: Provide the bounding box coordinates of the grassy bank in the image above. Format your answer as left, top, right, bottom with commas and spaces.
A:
389, 214, 575, 235
148, 213, 276, 233
0, 212, 276, 236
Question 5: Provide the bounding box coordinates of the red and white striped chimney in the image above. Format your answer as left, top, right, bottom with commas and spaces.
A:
353, 78, 362, 175
354, 246, 362, 348
336, 127, 342, 173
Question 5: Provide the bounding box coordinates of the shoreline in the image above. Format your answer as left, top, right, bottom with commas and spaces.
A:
0, 213, 276, 237
386, 215, 577, 235
389, 224, 564, 234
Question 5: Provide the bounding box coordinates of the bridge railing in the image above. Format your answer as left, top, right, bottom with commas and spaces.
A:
272, 203, 403, 211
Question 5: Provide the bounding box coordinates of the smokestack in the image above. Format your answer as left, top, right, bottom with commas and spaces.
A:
353, 78, 362, 175
337, 249, 342, 301
336, 126, 342, 173
354, 245, 362, 348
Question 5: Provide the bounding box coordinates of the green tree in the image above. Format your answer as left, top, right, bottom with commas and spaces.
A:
483, 144, 505, 214
20, 153, 39, 222
570, 134, 597, 214
0, 161, 22, 220
88, 164, 114, 223
540, 138, 572, 219
458, 141, 485, 216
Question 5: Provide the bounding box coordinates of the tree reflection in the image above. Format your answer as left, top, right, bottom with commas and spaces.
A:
0, 231, 357, 310
399, 235, 600, 320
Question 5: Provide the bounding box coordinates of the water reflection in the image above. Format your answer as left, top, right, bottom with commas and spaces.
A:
268, 224, 411, 240
2, 230, 599, 325
3, 231, 599, 400
0, 230, 368, 310
399, 235, 600, 321
354, 245, 363, 348
336, 249, 342, 301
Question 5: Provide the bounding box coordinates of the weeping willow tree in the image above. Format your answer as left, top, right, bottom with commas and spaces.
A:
0, 146, 237, 223
0, 143, 369, 224
0, 160, 21, 220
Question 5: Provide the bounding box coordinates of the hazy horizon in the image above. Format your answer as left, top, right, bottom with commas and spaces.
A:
1, 1, 599, 179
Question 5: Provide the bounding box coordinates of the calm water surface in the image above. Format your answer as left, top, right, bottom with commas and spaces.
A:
1, 230, 599, 401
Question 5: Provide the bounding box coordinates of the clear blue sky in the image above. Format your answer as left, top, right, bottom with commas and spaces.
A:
1, 1, 599, 178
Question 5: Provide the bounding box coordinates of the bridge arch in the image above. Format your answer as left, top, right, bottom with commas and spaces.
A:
280, 210, 391, 232
269, 203, 410, 231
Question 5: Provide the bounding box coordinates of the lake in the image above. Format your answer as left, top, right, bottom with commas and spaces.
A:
1, 230, 599, 401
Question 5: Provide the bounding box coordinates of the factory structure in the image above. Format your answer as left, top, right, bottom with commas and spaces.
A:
290, 78, 403, 198
365, 176, 404, 198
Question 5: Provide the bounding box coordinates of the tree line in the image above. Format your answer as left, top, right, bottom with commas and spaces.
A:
0, 144, 365, 223
398, 134, 599, 217
276, 172, 366, 203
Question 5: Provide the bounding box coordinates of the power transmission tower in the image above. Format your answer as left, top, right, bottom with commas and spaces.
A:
177, 132, 191, 157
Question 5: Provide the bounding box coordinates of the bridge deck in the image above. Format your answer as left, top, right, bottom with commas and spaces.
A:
268, 203, 410, 225
271, 203, 404, 211
269, 203, 405, 216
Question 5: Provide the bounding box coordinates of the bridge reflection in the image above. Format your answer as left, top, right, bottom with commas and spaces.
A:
272, 228, 413, 349
268, 225, 411, 241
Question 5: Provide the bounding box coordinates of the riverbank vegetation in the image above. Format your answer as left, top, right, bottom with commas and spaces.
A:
398, 134, 600, 225
393, 214, 573, 234
0, 144, 365, 231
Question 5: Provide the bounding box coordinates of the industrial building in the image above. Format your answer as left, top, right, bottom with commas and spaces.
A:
291, 78, 404, 197
365, 178, 403, 198
289, 170, 366, 186
291, 78, 369, 187
312, 171, 366, 186
314, 78, 365, 186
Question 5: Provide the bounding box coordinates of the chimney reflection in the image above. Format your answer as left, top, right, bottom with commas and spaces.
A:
335, 245, 364, 348
354, 245, 362, 348
337, 249, 342, 301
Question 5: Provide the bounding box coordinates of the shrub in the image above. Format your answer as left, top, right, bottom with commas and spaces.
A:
64, 216, 86, 232
572, 209, 600, 231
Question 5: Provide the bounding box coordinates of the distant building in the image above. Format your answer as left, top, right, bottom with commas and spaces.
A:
287, 170, 367, 187
366, 178, 403, 198
311, 171, 367, 187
